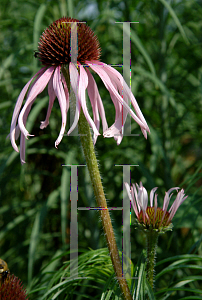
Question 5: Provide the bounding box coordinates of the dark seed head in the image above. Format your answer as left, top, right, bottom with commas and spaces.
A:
35, 16, 101, 66
0, 274, 29, 300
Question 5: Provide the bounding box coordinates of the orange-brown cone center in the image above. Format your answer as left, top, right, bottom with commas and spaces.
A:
36, 16, 101, 66
138, 207, 170, 229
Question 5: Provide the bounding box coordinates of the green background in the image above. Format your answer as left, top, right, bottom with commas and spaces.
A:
0, 0, 201, 299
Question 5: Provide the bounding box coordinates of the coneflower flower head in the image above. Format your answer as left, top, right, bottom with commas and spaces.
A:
10, 17, 150, 164
36, 17, 101, 65
125, 182, 188, 233
0, 274, 28, 299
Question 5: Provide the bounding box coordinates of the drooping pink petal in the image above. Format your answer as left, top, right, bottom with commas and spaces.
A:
86, 69, 100, 131
8, 124, 20, 142
114, 132, 123, 145
99, 67, 127, 142
10, 67, 46, 152
18, 67, 55, 139
78, 65, 100, 138
86, 68, 108, 144
52, 66, 67, 148
40, 74, 56, 129
103, 76, 124, 143
16, 69, 51, 165
67, 63, 81, 135
86, 62, 149, 135
101, 70, 144, 142
18, 98, 38, 164
103, 113, 124, 145
21, 98, 36, 134
61, 73, 70, 112
87, 63, 125, 144
106, 68, 149, 139
20, 133, 26, 165
18, 70, 48, 164
101, 71, 123, 123
101, 62, 150, 134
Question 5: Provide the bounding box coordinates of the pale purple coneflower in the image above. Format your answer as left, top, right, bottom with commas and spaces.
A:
9, 17, 150, 164
125, 182, 188, 231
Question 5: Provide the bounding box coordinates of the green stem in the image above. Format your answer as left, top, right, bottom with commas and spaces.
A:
145, 230, 159, 289
78, 111, 132, 300
62, 66, 132, 300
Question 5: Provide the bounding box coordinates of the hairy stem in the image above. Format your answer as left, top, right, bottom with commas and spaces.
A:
145, 230, 159, 289
78, 110, 132, 300
61, 66, 132, 299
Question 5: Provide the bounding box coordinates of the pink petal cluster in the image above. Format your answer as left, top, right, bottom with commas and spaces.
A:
125, 182, 187, 228
10, 61, 150, 164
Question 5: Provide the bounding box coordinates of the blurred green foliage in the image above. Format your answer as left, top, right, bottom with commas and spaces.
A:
0, 0, 202, 299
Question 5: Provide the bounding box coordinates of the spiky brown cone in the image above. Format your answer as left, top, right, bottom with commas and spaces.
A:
0, 274, 29, 300
36, 16, 101, 66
